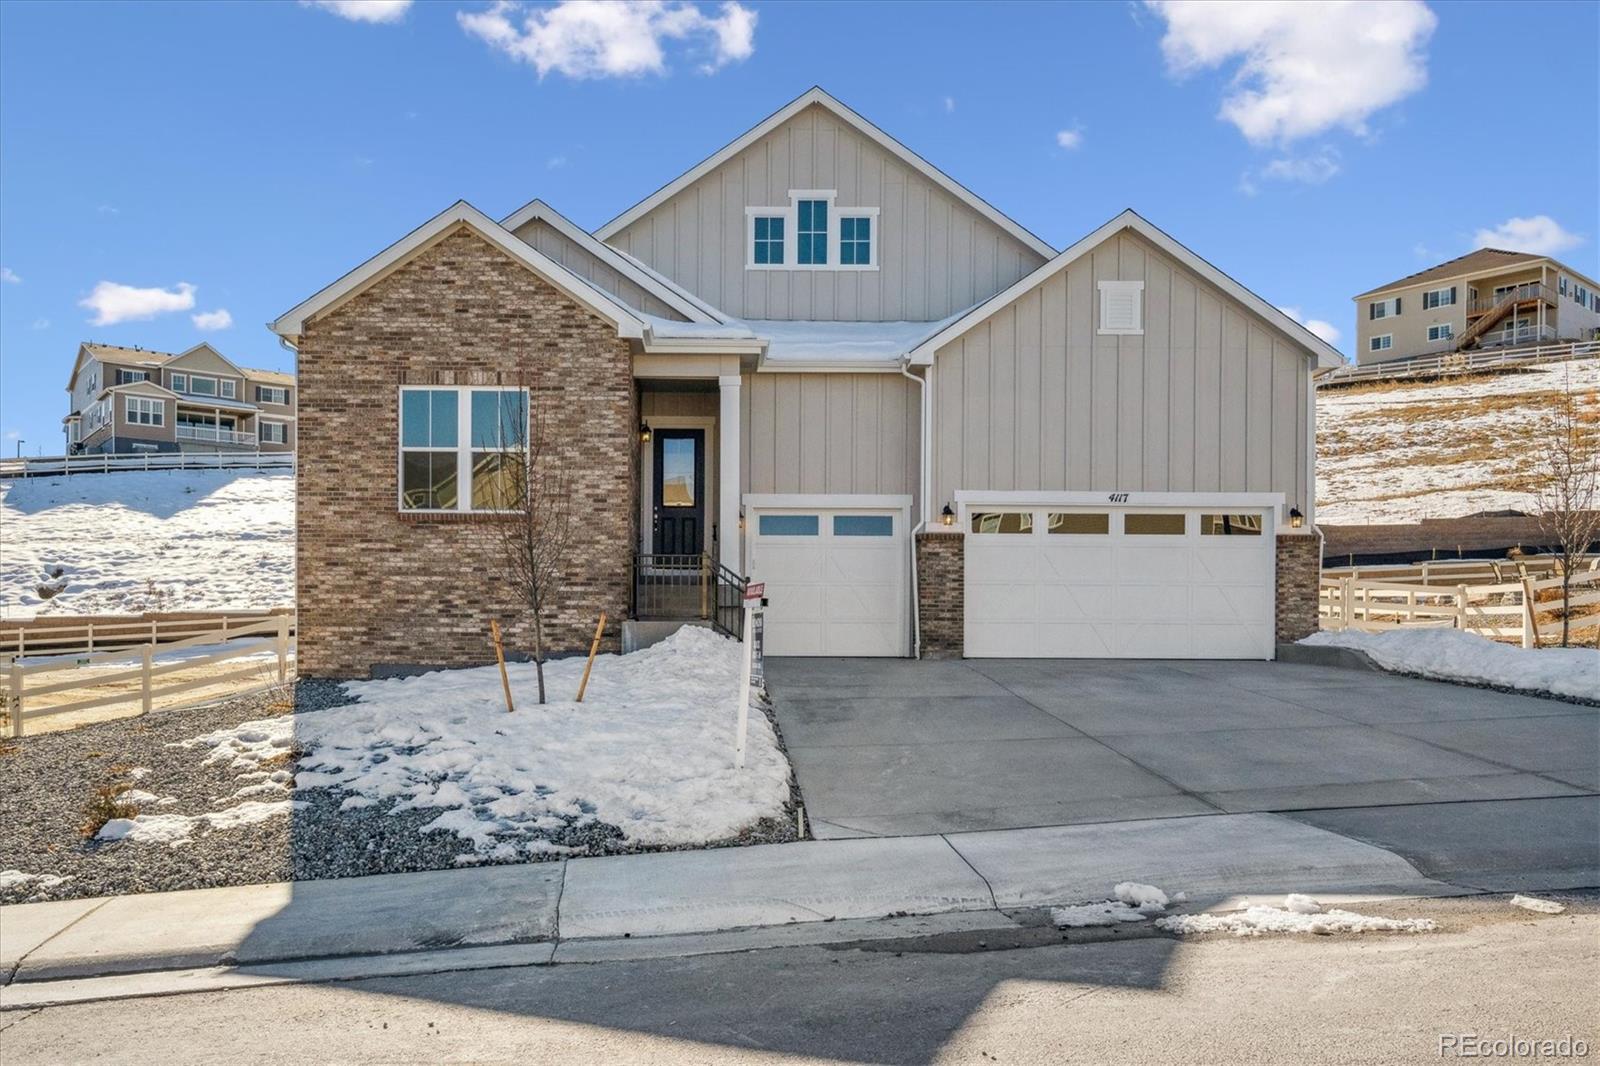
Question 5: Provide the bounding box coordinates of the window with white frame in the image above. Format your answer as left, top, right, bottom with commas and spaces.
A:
256, 385, 289, 405
1559, 275, 1569, 297
1421, 286, 1456, 309
220, 379, 237, 400
260, 421, 287, 444
169, 372, 187, 392
398, 386, 528, 513
1575, 284, 1592, 306
1097, 280, 1144, 335
87, 368, 98, 392
1368, 296, 1401, 319
746, 191, 877, 270
187, 375, 217, 397
1427, 324, 1453, 342
115, 368, 149, 385
125, 397, 164, 426
1370, 334, 1393, 352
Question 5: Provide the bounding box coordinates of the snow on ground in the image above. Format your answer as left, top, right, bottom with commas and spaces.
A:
1510, 894, 1566, 914
0, 869, 73, 895
1303, 628, 1599, 701
1052, 882, 1176, 928
1317, 359, 1598, 524
1155, 902, 1436, 937
171, 626, 789, 858
97, 799, 304, 847
0, 469, 293, 617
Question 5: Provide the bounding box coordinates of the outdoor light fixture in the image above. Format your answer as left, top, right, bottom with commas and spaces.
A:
1289, 507, 1304, 528
639, 421, 652, 443
941, 504, 955, 527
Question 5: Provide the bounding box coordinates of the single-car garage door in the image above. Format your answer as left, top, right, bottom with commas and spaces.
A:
746, 499, 909, 657
963, 499, 1277, 659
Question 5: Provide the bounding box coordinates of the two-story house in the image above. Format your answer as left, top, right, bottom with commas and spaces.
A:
271, 87, 1341, 678
63, 342, 296, 454
1354, 248, 1600, 365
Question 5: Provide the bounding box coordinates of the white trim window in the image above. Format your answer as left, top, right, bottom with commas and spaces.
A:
83, 398, 112, 436
1368, 296, 1401, 319
169, 372, 187, 392
220, 379, 237, 400
1421, 286, 1456, 309
1427, 324, 1453, 342
1097, 280, 1144, 335
398, 386, 528, 513
114, 368, 149, 385
256, 384, 289, 405
745, 190, 878, 271
1370, 333, 1394, 352
186, 374, 217, 397
260, 420, 288, 444
125, 396, 164, 426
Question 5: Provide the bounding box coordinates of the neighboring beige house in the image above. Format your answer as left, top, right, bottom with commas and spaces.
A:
271, 87, 1340, 678
1354, 248, 1600, 365
63, 342, 296, 455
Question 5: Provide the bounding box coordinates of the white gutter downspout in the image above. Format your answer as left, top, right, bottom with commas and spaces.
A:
900, 357, 930, 659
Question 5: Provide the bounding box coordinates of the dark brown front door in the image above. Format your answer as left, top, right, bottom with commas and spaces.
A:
652, 429, 705, 556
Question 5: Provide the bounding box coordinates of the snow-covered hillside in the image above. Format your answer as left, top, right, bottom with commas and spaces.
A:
1317, 359, 1597, 525
0, 469, 293, 618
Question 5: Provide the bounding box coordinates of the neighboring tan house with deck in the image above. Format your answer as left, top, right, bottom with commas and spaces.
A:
272, 87, 1341, 678
64, 342, 296, 455
1354, 249, 1600, 365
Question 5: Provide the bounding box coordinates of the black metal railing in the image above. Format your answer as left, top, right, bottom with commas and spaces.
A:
632, 553, 748, 639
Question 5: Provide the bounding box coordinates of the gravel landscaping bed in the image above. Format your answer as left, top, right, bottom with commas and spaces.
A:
1, 678, 798, 905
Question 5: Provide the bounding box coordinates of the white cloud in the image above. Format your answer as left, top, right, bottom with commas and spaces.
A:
546, 154, 568, 169
943, 96, 956, 113
79, 281, 196, 326
1471, 215, 1583, 256
458, 1, 757, 79
192, 309, 234, 331
1278, 305, 1341, 345
1147, 0, 1437, 144
31, 318, 49, 330
96, 203, 119, 215
0, 266, 19, 283
5, 430, 19, 441
301, 0, 413, 23
1260, 146, 1341, 184
1055, 127, 1084, 150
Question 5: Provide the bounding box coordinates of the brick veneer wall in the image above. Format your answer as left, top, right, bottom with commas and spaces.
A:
1275, 533, 1322, 644
296, 226, 636, 678
916, 531, 964, 658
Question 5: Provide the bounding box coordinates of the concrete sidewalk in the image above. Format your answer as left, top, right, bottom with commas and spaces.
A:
2, 810, 1458, 994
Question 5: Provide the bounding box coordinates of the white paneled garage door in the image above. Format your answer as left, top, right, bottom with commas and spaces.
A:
963, 498, 1277, 659
746, 499, 909, 657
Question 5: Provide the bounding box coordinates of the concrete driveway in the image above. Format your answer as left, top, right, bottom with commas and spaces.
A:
764, 657, 1600, 839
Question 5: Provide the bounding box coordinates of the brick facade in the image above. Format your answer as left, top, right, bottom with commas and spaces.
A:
915, 531, 964, 658
296, 226, 636, 678
1275, 533, 1322, 644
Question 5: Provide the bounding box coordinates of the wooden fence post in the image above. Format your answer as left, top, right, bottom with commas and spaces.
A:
141, 646, 153, 714
9, 667, 24, 738
1519, 576, 1539, 650
575, 613, 606, 704
1456, 584, 1469, 631
489, 620, 514, 714
87, 623, 95, 653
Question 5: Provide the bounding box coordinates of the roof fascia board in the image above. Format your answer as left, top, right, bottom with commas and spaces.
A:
270, 202, 646, 341
500, 199, 721, 324
164, 343, 249, 378
909, 210, 1345, 370
1354, 256, 1598, 300
592, 87, 1057, 260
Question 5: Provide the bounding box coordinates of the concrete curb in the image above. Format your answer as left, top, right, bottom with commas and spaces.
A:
1274, 642, 1382, 671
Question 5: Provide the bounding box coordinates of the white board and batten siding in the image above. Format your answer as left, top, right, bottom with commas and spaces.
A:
511, 217, 688, 322
930, 231, 1312, 520
607, 104, 1048, 322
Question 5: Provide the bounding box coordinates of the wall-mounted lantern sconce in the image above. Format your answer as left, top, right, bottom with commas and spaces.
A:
941, 504, 956, 527
1289, 506, 1304, 529
639, 421, 652, 443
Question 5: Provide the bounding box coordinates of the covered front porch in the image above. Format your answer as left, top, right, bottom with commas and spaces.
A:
174, 398, 259, 448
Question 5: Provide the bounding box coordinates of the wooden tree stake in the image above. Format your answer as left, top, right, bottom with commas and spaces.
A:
575, 612, 606, 703
490, 619, 515, 714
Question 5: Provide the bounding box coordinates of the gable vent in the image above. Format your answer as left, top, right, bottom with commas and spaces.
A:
1097, 280, 1145, 336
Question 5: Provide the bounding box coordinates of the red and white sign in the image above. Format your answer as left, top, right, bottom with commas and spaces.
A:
743, 582, 765, 601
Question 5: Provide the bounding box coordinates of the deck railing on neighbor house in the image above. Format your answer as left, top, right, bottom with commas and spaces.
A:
632, 553, 748, 639
176, 425, 257, 445
1315, 339, 1598, 388
0, 450, 294, 478
1466, 282, 1557, 316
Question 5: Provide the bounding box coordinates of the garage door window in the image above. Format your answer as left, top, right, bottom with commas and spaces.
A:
758, 514, 819, 536
1048, 513, 1109, 535
1200, 513, 1263, 536
971, 511, 1033, 534
1124, 513, 1185, 535
833, 515, 893, 536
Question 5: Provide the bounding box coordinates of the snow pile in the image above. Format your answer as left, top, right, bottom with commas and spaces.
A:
180, 626, 790, 859
96, 800, 304, 847
1052, 882, 1173, 928
1, 469, 293, 617
1156, 896, 1436, 937
0, 869, 73, 893
1302, 628, 1599, 700
1510, 894, 1566, 915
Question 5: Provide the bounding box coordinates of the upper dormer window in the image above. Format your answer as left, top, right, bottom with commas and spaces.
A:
746, 191, 878, 271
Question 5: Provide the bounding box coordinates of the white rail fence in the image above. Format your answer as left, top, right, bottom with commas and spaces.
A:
0, 450, 293, 479
1315, 339, 1598, 388
0, 616, 293, 738
0, 611, 292, 658
1319, 557, 1600, 648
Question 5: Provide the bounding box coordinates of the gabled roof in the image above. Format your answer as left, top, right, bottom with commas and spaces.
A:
908, 209, 1345, 370
162, 341, 248, 378
592, 86, 1058, 260
499, 198, 729, 324
1354, 248, 1546, 299
270, 201, 648, 343
242, 367, 295, 386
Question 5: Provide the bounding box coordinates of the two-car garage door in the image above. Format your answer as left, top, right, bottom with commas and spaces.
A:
963, 502, 1276, 659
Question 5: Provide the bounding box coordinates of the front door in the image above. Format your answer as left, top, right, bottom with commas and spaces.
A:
652, 429, 705, 556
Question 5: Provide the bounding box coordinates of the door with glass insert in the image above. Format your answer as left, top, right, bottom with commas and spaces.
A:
652, 429, 705, 555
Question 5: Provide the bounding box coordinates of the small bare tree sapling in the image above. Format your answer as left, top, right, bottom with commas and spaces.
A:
485, 388, 572, 703
1528, 376, 1600, 648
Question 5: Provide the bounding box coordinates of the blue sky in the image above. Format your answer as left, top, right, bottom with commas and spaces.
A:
1, 0, 1596, 454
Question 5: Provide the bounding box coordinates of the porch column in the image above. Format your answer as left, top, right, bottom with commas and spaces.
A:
718, 374, 742, 575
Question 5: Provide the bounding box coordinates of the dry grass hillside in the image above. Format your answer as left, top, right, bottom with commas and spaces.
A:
1316, 358, 1599, 525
